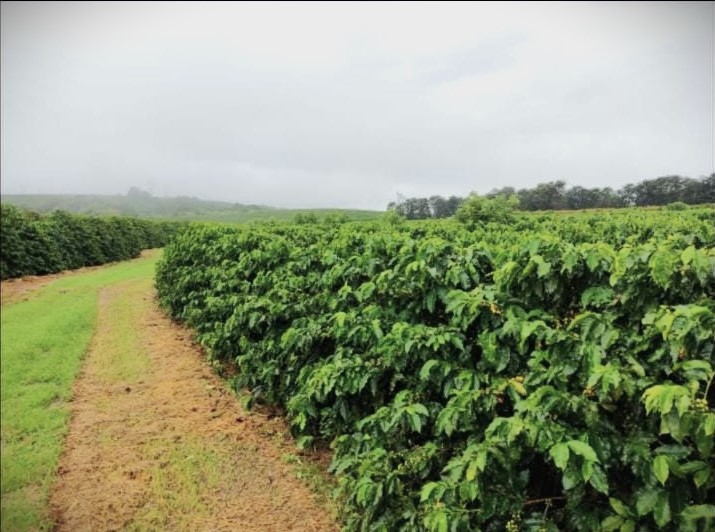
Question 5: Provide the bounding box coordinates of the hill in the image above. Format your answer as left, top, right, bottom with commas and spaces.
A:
0, 189, 382, 223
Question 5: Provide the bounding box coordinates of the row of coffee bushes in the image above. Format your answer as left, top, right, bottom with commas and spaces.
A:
0, 204, 186, 279
156, 208, 714, 530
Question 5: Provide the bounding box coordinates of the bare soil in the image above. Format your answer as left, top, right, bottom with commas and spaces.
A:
48, 281, 338, 531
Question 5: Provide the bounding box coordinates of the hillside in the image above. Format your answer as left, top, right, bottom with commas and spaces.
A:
0, 190, 382, 223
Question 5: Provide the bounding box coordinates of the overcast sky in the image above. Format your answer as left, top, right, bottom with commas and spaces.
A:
1, 1, 713, 209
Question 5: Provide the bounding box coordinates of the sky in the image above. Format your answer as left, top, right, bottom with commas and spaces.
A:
1, 1, 713, 210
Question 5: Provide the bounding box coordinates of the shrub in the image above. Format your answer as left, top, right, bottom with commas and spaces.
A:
156, 210, 715, 531
0, 205, 186, 279
455, 193, 519, 226
666, 201, 689, 211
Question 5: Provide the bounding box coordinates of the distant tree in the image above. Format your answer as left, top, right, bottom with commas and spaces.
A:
393, 197, 430, 219
626, 175, 694, 206
564, 186, 624, 210
486, 187, 516, 199
445, 196, 464, 216
413, 198, 431, 219
127, 186, 153, 198
597, 187, 625, 208
619, 184, 637, 207
564, 186, 596, 210
385, 173, 711, 217
699, 173, 715, 203
683, 174, 715, 204
518, 180, 567, 210
428, 196, 448, 218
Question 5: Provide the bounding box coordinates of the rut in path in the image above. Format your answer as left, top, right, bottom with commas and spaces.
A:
49, 279, 338, 531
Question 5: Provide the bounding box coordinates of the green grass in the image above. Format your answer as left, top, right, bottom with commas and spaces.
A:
91, 278, 152, 383
0, 252, 160, 531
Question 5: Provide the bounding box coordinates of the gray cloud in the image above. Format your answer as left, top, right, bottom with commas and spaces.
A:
1, 1, 712, 209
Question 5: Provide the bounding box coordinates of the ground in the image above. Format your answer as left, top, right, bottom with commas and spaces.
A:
2, 257, 337, 531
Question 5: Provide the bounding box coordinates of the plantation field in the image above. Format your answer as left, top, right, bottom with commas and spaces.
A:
2, 205, 713, 531
156, 206, 715, 531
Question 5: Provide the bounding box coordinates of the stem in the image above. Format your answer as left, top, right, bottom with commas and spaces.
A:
523, 496, 567, 507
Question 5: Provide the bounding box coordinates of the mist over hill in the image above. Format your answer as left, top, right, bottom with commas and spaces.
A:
1, 188, 381, 223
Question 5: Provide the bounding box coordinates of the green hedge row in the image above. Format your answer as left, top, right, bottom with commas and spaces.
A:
0, 204, 186, 279
157, 208, 715, 531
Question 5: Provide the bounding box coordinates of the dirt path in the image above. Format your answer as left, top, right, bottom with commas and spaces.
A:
48, 279, 338, 531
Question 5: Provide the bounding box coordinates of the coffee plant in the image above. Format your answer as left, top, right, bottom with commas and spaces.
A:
156, 207, 715, 531
0, 204, 186, 279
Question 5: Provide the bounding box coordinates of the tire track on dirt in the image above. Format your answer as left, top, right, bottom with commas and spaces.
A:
49, 280, 338, 531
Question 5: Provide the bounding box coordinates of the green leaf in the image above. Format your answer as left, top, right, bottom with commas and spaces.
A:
680, 360, 712, 373
590, 465, 609, 494
409, 412, 423, 433
550, 442, 570, 470
535, 255, 551, 277
420, 482, 440, 502
654, 490, 671, 527
520, 320, 543, 346
371, 319, 383, 340
649, 248, 676, 288
333, 311, 347, 328
581, 459, 594, 481
474, 449, 487, 473
600, 515, 624, 531
653, 455, 669, 486
609, 498, 630, 517
425, 291, 436, 313
412, 403, 429, 417
681, 245, 696, 265
636, 487, 659, 516
435, 407, 457, 436
654, 444, 690, 457
703, 413, 715, 436
509, 380, 527, 396
694, 467, 710, 488
420, 360, 440, 380
680, 504, 715, 523
678, 460, 707, 475
567, 440, 599, 463
562, 468, 579, 490
424, 509, 448, 532
620, 520, 636, 532
695, 428, 714, 456
581, 286, 614, 307
465, 460, 478, 482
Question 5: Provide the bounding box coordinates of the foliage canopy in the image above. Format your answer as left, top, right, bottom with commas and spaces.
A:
157, 207, 715, 531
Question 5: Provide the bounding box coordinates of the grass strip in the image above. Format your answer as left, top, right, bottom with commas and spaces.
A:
91, 279, 152, 383
0, 252, 160, 531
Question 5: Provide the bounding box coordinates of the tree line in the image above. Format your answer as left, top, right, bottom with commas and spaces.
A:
388, 174, 715, 219
0, 204, 187, 279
